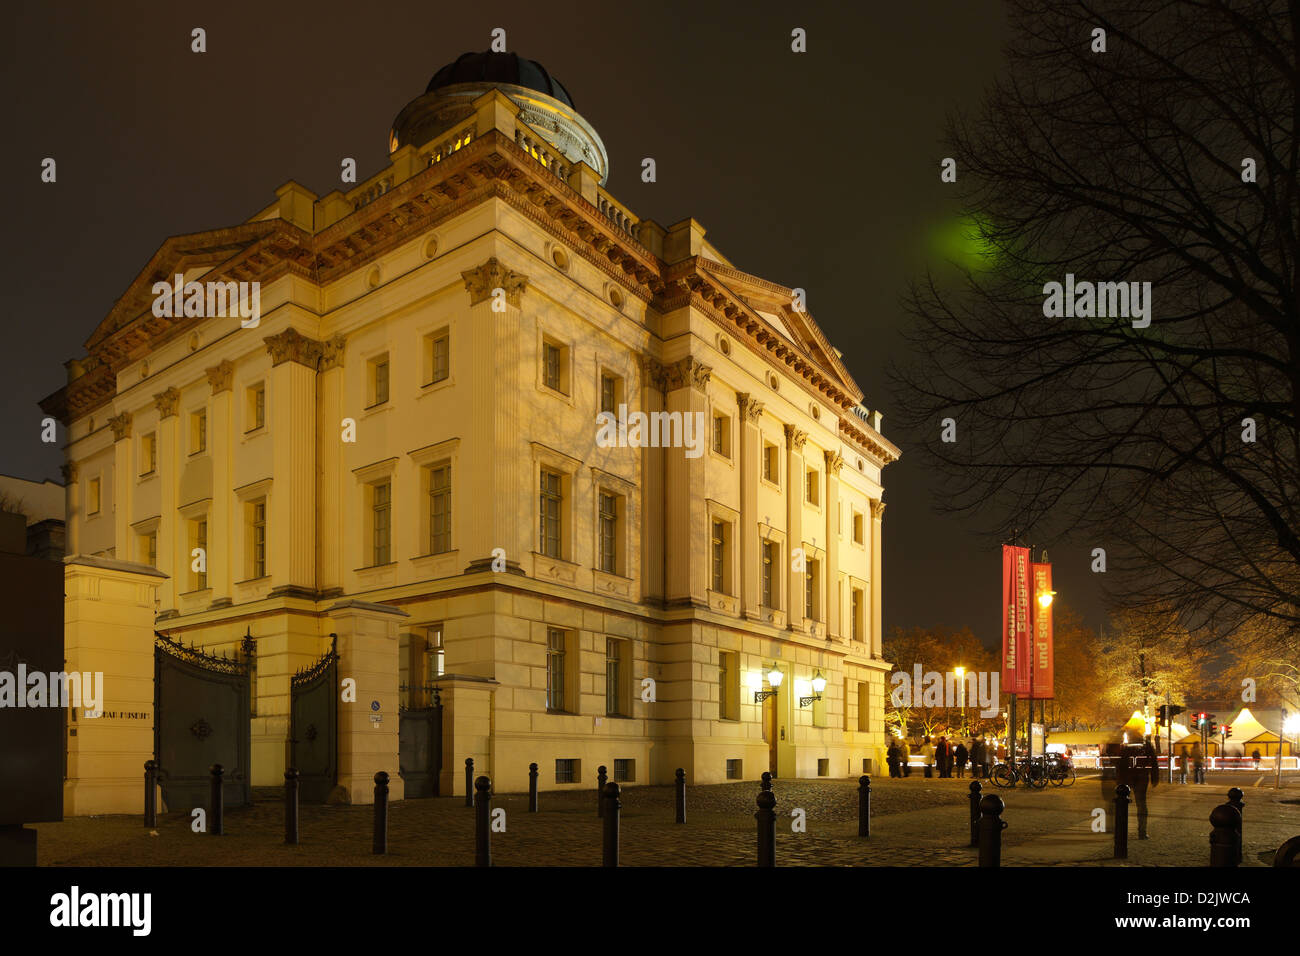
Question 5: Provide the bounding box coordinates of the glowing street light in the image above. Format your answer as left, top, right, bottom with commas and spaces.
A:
754, 664, 783, 703
800, 669, 827, 707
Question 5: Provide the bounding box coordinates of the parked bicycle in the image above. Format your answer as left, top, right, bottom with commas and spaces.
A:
991, 756, 1049, 789
1046, 752, 1076, 787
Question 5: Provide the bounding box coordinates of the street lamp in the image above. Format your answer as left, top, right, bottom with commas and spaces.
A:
754, 664, 783, 703
799, 669, 827, 707
955, 666, 966, 735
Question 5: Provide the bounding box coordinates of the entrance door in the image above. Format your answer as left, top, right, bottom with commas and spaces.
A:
398, 684, 442, 798
289, 638, 338, 803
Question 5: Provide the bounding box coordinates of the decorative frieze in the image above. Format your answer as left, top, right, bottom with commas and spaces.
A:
206, 360, 234, 394
461, 257, 529, 308
109, 411, 133, 441
319, 334, 347, 372
264, 328, 324, 369
783, 423, 807, 451
736, 391, 764, 424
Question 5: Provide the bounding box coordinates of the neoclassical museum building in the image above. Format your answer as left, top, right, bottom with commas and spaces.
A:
42, 50, 899, 812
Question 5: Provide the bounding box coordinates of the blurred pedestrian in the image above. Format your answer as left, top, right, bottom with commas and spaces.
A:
1251, 748, 1261, 770
921, 736, 935, 778
954, 740, 969, 778
936, 736, 951, 777
886, 740, 901, 778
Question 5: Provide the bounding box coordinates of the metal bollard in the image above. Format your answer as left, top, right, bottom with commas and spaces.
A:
596, 765, 608, 817
284, 768, 300, 845
969, 781, 982, 847
528, 763, 539, 813
464, 757, 474, 807
474, 775, 492, 867
858, 775, 871, 838
760, 771, 773, 791
373, 771, 389, 854
1227, 788, 1244, 864
756, 787, 777, 867
602, 782, 622, 867
1113, 783, 1131, 859
977, 793, 1006, 867
674, 768, 686, 824
209, 764, 224, 836
1209, 803, 1240, 867
143, 760, 158, 828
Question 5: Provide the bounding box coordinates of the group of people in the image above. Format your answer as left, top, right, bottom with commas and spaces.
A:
885, 735, 994, 778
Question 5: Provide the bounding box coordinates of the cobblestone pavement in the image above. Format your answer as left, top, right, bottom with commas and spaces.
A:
33, 774, 1300, 867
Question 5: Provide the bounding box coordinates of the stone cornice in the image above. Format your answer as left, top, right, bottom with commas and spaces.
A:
461, 256, 529, 308
839, 417, 901, 467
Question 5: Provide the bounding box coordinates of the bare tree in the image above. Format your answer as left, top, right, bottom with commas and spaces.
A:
890, 0, 1300, 652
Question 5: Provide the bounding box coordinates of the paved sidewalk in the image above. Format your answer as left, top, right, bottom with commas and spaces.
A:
31, 775, 1299, 867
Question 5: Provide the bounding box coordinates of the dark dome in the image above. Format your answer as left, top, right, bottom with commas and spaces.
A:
426, 51, 574, 108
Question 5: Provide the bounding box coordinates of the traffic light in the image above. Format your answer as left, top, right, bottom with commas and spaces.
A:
1197, 712, 1207, 728
1224, 726, 1232, 739
1207, 716, 1218, 736
1157, 705, 1167, 724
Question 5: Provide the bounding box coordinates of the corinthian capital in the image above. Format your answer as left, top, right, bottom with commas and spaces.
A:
736, 392, 764, 424
869, 498, 886, 520
824, 450, 844, 475
664, 356, 711, 392
206, 360, 234, 394
783, 423, 807, 451
264, 328, 324, 369
153, 387, 180, 419
319, 334, 348, 372
461, 257, 529, 308
109, 411, 133, 441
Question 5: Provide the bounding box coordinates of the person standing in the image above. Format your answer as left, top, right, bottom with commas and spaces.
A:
1251, 748, 1261, 770
954, 740, 969, 778
936, 736, 951, 777
1190, 741, 1204, 783
921, 736, 935, 778
981, 737, 993, 778
1127, 736, 1160, 839
886, 740, 900, 778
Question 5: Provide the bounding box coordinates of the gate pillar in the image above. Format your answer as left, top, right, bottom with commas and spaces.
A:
63, 556, 167, 815
328, 599, 407, 804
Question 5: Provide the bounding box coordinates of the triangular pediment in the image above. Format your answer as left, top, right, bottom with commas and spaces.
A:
85, 220, 290, 354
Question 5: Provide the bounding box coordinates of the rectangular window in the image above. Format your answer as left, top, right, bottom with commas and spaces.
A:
613, 758, 634, 783
372, 480, 391, 565
806, 558, 820, 621
425, 330, 450, 385
719, 650, 739, 721
762, 442, 778, 483
555, 758, 579, 784
711, 520, 727, 593
725, 759, 743, 780
191, 409, 207, 454
140, 531, 157, 568
806, 468, 819, 505
547, 627, 567, 712
597, 491, 618, 574
428, 463, 452, 554
539, 470, 562, 558
141, 432, 156, 476
853, 510, 864, 544
605, 637, 626, 716
712, 414, 730, 457
858, 682, 871, 732
192, 518, 208, 591
427, 624, 445, 680
87, 477, 101, 515
600, 373, 617, 415
761, 539, 778, 608
542, 340, 568, 393
250, 499, 267, 578
247, 382, 266, 431
851, 588, 864, 640
368, 354, 390, 406
817, 758, 830, 776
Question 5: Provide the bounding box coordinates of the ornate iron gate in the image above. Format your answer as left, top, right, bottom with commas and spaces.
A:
290, 636, 338, 803
399, 683, 443, 798
154, 632, 252, 811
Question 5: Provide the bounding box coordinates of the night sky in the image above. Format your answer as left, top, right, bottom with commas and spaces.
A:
0, 0, 1105, 646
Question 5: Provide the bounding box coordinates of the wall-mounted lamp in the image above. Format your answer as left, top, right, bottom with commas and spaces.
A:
799, 669, 827, 707
753, 664, 783, 703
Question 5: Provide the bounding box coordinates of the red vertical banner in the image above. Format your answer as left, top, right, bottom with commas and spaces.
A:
1001, 545, 1032, 696
1031, 562, 1054, 699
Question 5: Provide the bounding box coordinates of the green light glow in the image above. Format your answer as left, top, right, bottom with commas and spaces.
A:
929, 214, 1000, 272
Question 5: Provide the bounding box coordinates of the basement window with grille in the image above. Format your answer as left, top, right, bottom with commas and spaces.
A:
725, 759, 743, 780
613, 759, 635, 783
555, 758, 580, 784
